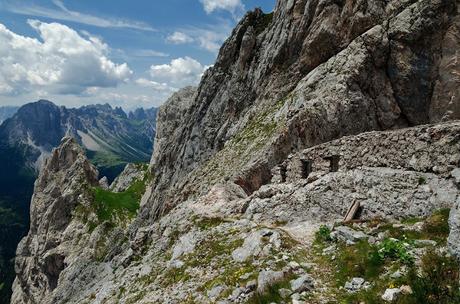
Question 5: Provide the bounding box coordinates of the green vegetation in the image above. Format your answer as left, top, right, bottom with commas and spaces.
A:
418, 176, 427, 185
406, 250, 460, 304
315, 225, 332, 242
423, 208, 450, 241
378, 209, 451, 245
161, 265, 192, 287
86, 150, 126, 182
92, 179, 144, 222
333, 240, 385, 285
185, 234, 243, 269
311, 209, 459, 303
255, 12, 274, 35
192, 216, 226, 230
0, 143, 35, 304
376, 238, 414, 266
75, 165, 150, 230
247, 273, 296, 304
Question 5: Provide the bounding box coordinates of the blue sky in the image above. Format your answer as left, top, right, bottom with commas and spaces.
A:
0, 0, 275, 109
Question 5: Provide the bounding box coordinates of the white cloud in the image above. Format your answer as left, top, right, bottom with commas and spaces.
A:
200, 0, 244, 14
0, 20, 132, 95
1, 0, 156, 31
135, 78, 176, 92
149, 57, 206, 87
167, 31, 194, 44
131, 49, 169, 57
166, 23, 232, 53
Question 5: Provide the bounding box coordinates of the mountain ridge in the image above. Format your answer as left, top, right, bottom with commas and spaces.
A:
11, 0, 460, 303
0, 99, 157, 174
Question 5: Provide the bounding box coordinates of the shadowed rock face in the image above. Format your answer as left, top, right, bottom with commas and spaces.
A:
141, 0, 459, 222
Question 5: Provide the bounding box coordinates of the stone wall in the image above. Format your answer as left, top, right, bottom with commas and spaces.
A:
273, 121, 460, 183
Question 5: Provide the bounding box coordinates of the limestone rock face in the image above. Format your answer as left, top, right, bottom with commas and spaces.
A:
11, 137, 99, 304
11, 0, 460, 303
110, 163, 145, 192
140, 0, 459, 223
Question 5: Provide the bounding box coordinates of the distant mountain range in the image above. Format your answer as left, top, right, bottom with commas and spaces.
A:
0, 100, 157, 302
0, 106, 19, 124
0, 100, 157, 179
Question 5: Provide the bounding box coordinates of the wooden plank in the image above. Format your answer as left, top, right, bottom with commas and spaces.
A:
344, 201, 360, 222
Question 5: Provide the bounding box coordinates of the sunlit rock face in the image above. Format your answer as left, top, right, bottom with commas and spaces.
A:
11, 0, 460, 303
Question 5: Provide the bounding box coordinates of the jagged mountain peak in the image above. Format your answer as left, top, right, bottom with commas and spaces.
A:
10, 0, 460, 303
0, 99, 157, 173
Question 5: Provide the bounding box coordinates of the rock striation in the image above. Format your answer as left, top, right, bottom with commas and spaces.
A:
11, 137, 99, 303
140, 0, 460, 223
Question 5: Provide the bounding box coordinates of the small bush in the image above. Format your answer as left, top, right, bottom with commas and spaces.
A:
315, 225, 332, 243
418, 176, 427, 185
376, 238, 414, 265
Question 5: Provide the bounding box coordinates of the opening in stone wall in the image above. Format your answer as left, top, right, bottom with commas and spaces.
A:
326, 155, 340, 172
301, 159, 312, 178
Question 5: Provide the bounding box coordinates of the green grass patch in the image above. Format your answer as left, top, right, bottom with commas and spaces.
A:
75, 166, 150, 229
380, 209, 450, 245
92, 186, 140, 223
161, 266, 192, 287
246, 272, 296, 304
422, 209, 450, 242
192, 216, 226, 230
403, 250, 460, 304
184, 233, 244, 268
334, 240, 385, 284
401, 217, 423, 225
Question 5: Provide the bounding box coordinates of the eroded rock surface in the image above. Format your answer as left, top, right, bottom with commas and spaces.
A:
11, 0, 460, 303
141, 0, 459, 223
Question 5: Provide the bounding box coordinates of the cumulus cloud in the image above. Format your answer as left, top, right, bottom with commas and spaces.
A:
148, 57, 207, 88
0, 20, 132, 95
200, 0, 244, 14
167, 31, 194, 44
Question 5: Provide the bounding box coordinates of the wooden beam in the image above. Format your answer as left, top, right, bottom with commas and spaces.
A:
344, 201, 360, 223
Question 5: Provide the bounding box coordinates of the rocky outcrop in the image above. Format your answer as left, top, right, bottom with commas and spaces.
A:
13, 121, 460, 303
11, 137, 99, 303
11, 136, 155, 304
141, 0, 460, 223
110, 163, 145, 192
11, 0, 460, 303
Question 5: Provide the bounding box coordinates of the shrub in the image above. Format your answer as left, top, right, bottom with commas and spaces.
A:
376, 238, 414, 265
315, 225, 332, 243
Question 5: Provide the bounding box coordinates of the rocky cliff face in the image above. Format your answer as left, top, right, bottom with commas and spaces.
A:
12, 0, 460, 303
141, 0, 459, 222
12, 138, 148, 304
12, 137, 100, 303
0, 106, 18, 125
